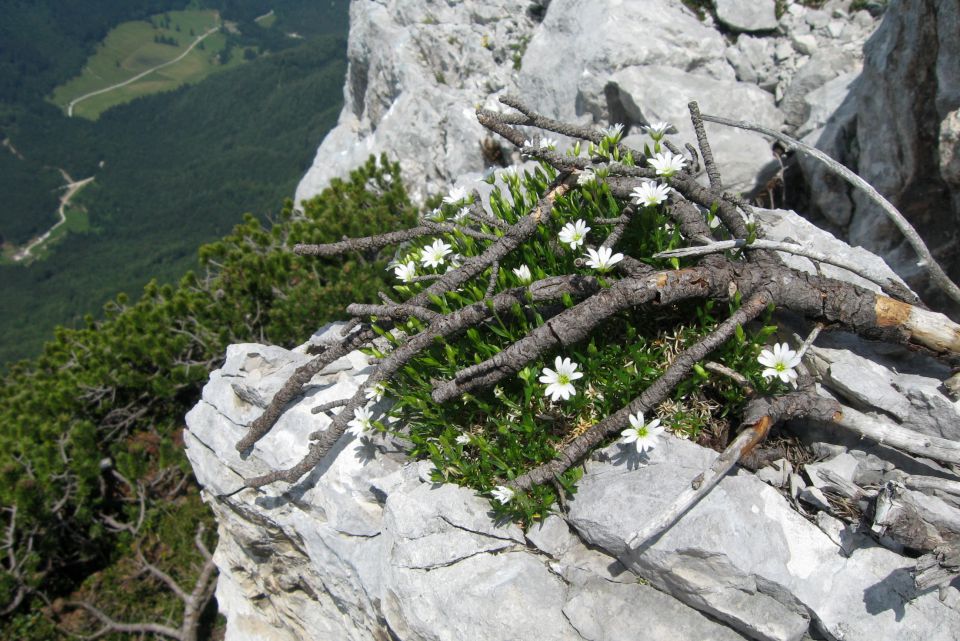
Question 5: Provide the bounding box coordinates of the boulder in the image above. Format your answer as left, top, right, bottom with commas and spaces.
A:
610, 65, 783, 192
516, 0, 732, 124
714, 0, 779, 32
566, 436, 960, 641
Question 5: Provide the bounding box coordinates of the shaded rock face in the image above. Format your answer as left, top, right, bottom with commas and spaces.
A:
801, 0, 960, 308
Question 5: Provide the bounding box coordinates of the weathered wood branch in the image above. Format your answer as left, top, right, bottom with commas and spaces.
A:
433, 265, 726, 403
655, 238, 910, 299
294, 226, 437, 256
688, 101, 722, 191
700, 111, 960, 309
872, 480, 960, 592
830, 405, 960, 466
433, 258, 960, 405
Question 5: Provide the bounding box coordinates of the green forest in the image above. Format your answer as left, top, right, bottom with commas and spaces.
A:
0, 1, 384, 636
0, 156, 414, 638
0, 0, 351, 364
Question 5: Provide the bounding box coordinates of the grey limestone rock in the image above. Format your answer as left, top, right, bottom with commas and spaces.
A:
562, 574, 751, 641
804, 452, 859, 489
566, 436, 960, 641
186, 325, 760, 641
517, 0, 731, 125
297, 0, 807, 208
779, 47, 861, 127
295, 0, 537, 205
610, 65, 783, 192
798, 486, 832, 511
714, 0, 779, 32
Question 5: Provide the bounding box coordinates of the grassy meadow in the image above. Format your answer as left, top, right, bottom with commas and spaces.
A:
49, 9, 247, 120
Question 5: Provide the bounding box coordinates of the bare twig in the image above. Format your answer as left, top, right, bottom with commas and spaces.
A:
655, 238, 909, 299
700, 111, 960, 309
688, 101, 722, 191
831, 405, 960, 465
704, 361, 756, 396
61, 524, 217, 641
61, 601, 182, 640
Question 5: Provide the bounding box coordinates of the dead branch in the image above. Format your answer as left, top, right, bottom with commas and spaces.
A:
511, 293, 771, 491
655, 237, 912, 300
0, 507, 36, 616
688, 101, 722, 191
699, 111, 960, 308
60, 524, 217, 641
830, 405, 960, 466
61, 601, 182, 640
871, 481, 960, 593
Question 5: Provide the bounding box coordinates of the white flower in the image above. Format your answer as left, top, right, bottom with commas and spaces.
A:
631, 181, 671, 207
577, 170, 596, 186
620, 412, 665, 454
365, 381, 386, 403
758, 342, 802, 386
539, 356, 584, 402
558, 219, 591, 249
455, 434, 471, 445
649, 151, 686, 178
584, 246, 624, 273
644, 121, 672, 140
454, 206, 471, 221
602, 122, 624, 142
442, 186, 468, 204
420, 239, 453, 268
347, 406, 375, 437
491, 485, 515, 504
499, 166, 518, 182
512, 264, 533, 284
393, 261, 417, 282
541, 136, 558, 149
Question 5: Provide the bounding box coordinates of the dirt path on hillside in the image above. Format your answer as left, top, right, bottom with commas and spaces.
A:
13, 170, 95, 262
67, 23, 220, 117
2, 138, 24, 160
